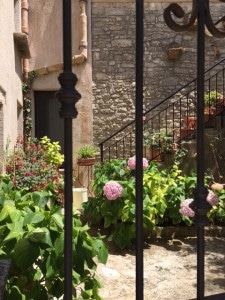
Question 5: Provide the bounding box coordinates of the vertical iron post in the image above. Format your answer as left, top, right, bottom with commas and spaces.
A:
194, 1, 210, 298
163, 0, 225, 297
135, 0, 144, 299
56, 0, 81, 299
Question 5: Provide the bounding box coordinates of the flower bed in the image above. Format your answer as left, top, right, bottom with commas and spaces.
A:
82, 159, 225, 249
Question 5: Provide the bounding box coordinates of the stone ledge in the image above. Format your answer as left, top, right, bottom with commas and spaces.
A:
149, 226, 225, 239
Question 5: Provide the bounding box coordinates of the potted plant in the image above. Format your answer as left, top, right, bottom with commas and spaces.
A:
204, 91, 222, 113
143, 130, 165, 161
204, 90, 222, 108
166, 42, 185, 61
77, 144, 97, 166
204, 90, 223, 127
162, 135, 177, 153
180, 114, 197, 140
182, 115, 197, 130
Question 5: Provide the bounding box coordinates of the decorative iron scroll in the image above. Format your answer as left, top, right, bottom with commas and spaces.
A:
164, 0, 225, 38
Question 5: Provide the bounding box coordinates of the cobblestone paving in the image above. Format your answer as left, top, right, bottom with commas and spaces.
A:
96, 237, 225, 300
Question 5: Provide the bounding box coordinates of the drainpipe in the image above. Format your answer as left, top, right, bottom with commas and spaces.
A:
72, 0, 87, 64
21, 0, 29, 80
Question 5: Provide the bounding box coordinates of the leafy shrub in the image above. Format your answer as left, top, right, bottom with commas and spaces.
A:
83, 159, 225, 249
39, 136, 64, 166
0, 177, 108, 299
4, 137, 64, 206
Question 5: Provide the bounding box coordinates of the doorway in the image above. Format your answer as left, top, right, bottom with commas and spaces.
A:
34, 91, 64, 153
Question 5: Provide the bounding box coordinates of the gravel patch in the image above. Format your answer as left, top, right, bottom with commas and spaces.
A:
96, 236, 225, 300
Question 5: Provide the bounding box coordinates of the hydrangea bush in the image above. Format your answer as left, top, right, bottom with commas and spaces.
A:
83, 158, 224, 249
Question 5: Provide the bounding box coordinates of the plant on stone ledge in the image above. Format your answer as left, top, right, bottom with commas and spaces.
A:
82, 159, 201, 249
83, 158, 225, 249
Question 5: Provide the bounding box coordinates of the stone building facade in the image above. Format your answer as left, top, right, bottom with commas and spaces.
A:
0, 0, 28, 170
1, 0, 225, 172
91, 0, 225, 145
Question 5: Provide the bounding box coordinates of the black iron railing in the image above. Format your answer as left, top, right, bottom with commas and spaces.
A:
99, 58, 225, 162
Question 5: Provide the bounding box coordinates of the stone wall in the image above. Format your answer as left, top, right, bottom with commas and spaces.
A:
92, 0, 225, 145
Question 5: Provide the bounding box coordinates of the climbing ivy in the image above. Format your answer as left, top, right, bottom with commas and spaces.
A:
22, 70, 37, 142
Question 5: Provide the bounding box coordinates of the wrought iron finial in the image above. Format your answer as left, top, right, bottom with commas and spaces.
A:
164, 0, 225, 38
164, 1, 198, 32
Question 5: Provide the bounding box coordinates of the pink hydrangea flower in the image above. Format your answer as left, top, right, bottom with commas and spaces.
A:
143, 157, 148, 169
180, 198, 195, 217
103, 181, 123, 201
206, 190, 218, 206
127, 156, 148, 170
180, 190, 218, 217
128, 156, 136, 170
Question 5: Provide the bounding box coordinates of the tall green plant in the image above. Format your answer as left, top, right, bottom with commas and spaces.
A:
0, 177, 108, 299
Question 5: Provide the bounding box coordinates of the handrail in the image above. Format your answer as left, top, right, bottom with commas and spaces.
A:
99, 58, 225, 161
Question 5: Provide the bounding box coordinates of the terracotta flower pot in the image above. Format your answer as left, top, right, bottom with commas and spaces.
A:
166, 48, 183, 60
77, 157, 95, 166
182, 116, 197, 130
180, 129, 196, 140
150, 147, 163, 162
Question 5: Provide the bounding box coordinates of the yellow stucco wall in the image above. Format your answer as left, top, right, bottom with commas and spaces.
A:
0, 0, 23, 163
28, 0, 93, 169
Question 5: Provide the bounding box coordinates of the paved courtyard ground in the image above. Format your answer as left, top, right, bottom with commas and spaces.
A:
96, 229, 225, 300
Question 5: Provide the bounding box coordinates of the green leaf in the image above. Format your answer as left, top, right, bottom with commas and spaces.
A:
0, 248, 6, 255
7, 217, 24, 231
45, 255, 55, 278
51, 213, 64, 230
4, 231, 24, 243
40, 228, 53, 247
9, 209, 22, 222
4, 200, 15, 207
6, 285, 26, 300
51, 278, 64, 298
32, 191, 49, 208
0, 206, 13, 221
26, 282, 49, 300
93, 238, 108, 264
54, 235, 64, 256
23, 211, 45, 226
0, 191, 5, 205
4, 217, 24, 242
13, 238, 40, 269
30, 227, 52, 246
27, 227, 46, 242
0, 224, 7, 236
